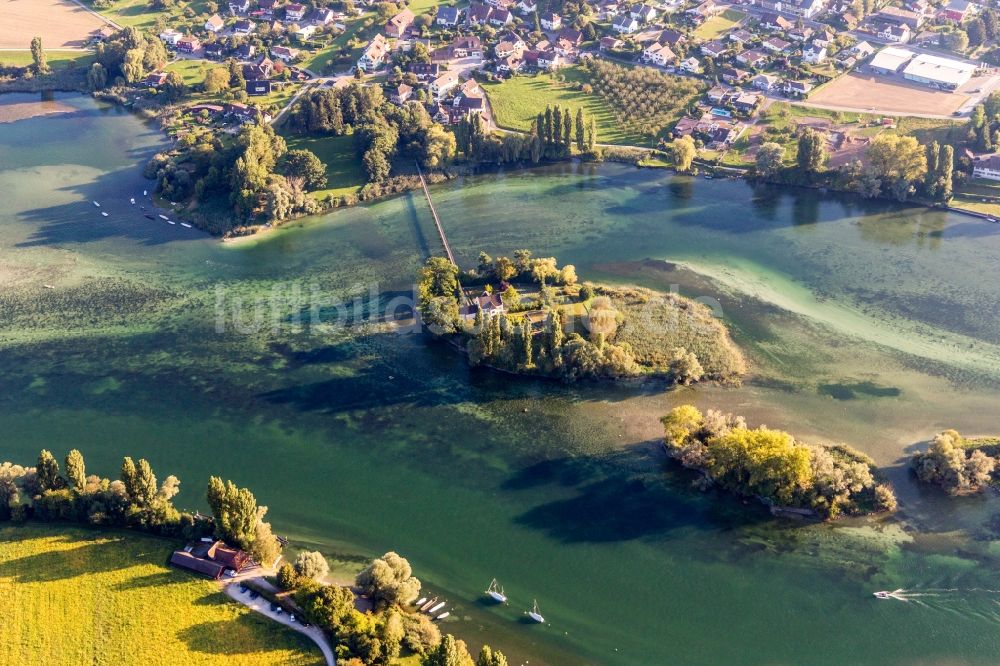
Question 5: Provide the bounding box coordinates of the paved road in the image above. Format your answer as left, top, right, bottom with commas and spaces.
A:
224, 577, 336, 666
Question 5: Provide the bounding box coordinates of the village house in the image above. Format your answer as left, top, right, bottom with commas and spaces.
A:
728, 29, 754, 45
759, 13, 793, 31
467, 3, 493, 25
939, 0, 974, 22
687, 0, 720, 21
391, 82, 413, 104
783, 79, 813, 97
257, 0, 280, 17
878, 23, 911, 43
386, 8, 414, 37
490, 8, 513, 25
600, 36, 623, 50
358, 34, 389, 70
541, 12, 562, 30
159, 29, 183, 46
310, 8, 335, 25
644, 41, 676, 66
293, 23, 316, 39
486, 0, 515, 9
875, 6, 924, 29
170, 540, 252, 580
205, 14, 225, 32
630, 3, 658, 22
450, 35, 484, 58
409, 62, 442, 80
758, 0, 782, 11
762, 36, 791, 53
233, 18, 255, 34
737, 48, 768, 68
177, 35, 202, 52
284, 2, 306, 21
236, 42, 256, 59
613, 15, 639, 33
658, 28, 686, 47
782, 0, 827, 18
706, 84, 730, 104
229, 0, 251, 13
720, 65, 750, 84
803, 44, 827, 63
246, 79, 273, 95
751, 72, 780, 91
143, 71, 168, 87
430, 70, 460, 99
787, 26, 814, 42
437, 6, 462, 26
271, 45, 300, 61
733, 91, 760, 113
701, 40, 728, 58
498, 52, 524, 73
517, 0, 537, 13
461, 291, 505, 320
679, 56, 702, 73
852, 41, 876, 58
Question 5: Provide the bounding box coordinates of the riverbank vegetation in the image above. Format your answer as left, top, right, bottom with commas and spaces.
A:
0, 523, 322, 664
417, 252, 746, 384
912, 430, 999, 495
661, 406, 897, 519
274, 548, 506, 665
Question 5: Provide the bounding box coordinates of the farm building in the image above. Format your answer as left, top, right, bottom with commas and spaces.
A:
868, 46, 914, 74
902, 54, 976, 90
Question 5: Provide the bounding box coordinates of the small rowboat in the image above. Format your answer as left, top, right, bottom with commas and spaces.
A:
180, 222, 192, 228
427, 601, 446, 614
158, 214, 169, 220
414, 597, 427, 607
143, 189, 148, 196
434, 612, 449, 621
130, 197, 135, 204
101, 211, 109, 217
419, 597, 438, 612
167, 220, 176, 225
92, 201, 100, 207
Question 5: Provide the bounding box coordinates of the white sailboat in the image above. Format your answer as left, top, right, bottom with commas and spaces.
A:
428, 601, 446, 614
527, 600, 544, 623
486, 578, 507, 604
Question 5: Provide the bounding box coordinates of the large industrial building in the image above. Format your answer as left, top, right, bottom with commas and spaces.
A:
868, 46, 976, 90
902, 53, 976, 90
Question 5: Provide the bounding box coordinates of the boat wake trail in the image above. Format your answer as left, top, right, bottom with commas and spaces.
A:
876, 588, 1000, 621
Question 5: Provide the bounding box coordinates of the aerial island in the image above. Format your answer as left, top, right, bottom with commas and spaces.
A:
417, 251, 747, 383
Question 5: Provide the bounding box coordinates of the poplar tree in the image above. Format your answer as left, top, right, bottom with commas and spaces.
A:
544, 106, 554, 146
37, 449, 61, 491
65, 449, 86, 493
562, 108, 572, 151
553, 104, 562, 147
925, 140, 940, 197
575, 108, 585, 152
206, 476, 259, 549
135, 459, 158, 506
521, 319, 533, 367
31, 36, 48, 75
938, 144, 954, 201
587, 117, 597, 150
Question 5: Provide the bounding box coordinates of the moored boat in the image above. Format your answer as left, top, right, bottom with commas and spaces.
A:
414, 597, 427, 607
527, 600, 544, 623
486, 578, 507, 604
181, 222, 192, 228
428, 601, 446, 614
419, 597, 438, 612
101, 212, 109, 217
92, 201, 100, 207
158, 214, 169, 220
435, 612, 449, 620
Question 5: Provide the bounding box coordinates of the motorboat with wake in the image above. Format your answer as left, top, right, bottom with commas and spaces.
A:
873, 589, 905, 600
486, 578, 507, 604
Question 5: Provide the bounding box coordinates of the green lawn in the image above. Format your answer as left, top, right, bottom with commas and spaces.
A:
301, 14, 375, 74
0, 524, 323, 665
92, 0, 215, 30
284, 133, 366, 197
483, 66, 645, 146
165, 59, 210, 86
0, 50, 95, 70
691, 9, 745, 40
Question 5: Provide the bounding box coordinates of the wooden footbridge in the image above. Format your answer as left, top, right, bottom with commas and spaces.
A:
414, 162, 455, 265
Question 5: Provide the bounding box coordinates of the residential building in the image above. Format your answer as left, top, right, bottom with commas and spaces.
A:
600, 36, 623, 50
679, 56, 701, 73
783, 0, 826, 18
728, 29, 754, 44
875, 6, 923, 29
159, 29, 183, 46
751, 73, 779, 90
973, 154, 1000, 180
436, 6, 461, 25
284, 3, 307, 21
143, 71, 168, 87
430, 70, 460, 99
613, 15, 639, 33
391, 83, 413, 104
467, 3, 493, 25
205, 14, 225, 32
229, 0, 251, 13
737, 48, 768, 68
733, 92, 760, 113
803, 45, 827, 63
246, 79, 272, 95
271, 45, 300, 61
386, 8, 414, 36
489, 8, 512, 25
516, 0, 537, 13
878, 23, 911, 43
358, 34, 388, 70
644, 42, 676, 66
759, 13, 793, 31
177, 36, 202, 52
783, 79, 813, 96
720, 65, 749, 84
630, 3, 658, 22
233, 18, 255, 34
762, 36, 791, 53
939, 0, 974, 22
701, 40, 728, 58
541, 12, 562, 30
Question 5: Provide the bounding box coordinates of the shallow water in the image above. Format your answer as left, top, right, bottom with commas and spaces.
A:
3, 93, 1000, 664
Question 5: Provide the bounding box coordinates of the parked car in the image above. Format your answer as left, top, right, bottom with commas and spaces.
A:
249, 591, 260, 600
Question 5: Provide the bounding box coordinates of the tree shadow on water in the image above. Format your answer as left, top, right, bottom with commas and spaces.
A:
506, 444, 772, 544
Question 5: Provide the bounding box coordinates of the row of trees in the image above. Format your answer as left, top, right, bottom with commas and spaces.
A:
661, 406, 898, 519
754, 130, 952, 203
0, 448, 282, 564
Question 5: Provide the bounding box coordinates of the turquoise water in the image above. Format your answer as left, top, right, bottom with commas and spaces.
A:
3, 93, 1000, 664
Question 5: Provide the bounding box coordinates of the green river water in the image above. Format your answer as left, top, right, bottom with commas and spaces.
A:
3, 93, 1000, 664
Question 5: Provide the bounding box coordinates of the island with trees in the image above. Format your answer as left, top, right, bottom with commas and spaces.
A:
912, 429, 1000, 495
417, 251, 746, 384
661, 405, 898, 519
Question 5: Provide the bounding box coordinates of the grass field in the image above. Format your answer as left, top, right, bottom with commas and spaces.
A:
0, 524, 323, 665
483, 66, 645, 146
93, 0, 214, 30
284, 133, 366, 197
165, 59, 210, 86
0, 50, 95, 70
691, 9, 745, 40
0, 0, 107, 49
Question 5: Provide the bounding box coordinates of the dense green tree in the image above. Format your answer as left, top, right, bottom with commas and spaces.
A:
203, 67, 230, 93
476, 645, 508, 666
283, 149, 328, 190
670, 135, 697, 172
866, 134, 926, 201
562, 108, 572, 150
206, 476, 259, 549
86, 62, 108, 90
937, 144, 954, 201
30, 36, 48, 75
36, 450, 61, 492
65, 450, 86, 493
967, 18, 986, 47
422, 634, 474, 666
796, 128, 826, 175
356, 551, 421, 608
575, 108, 585, 152
755, 142, 784, 177
294, 551, 330, 581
